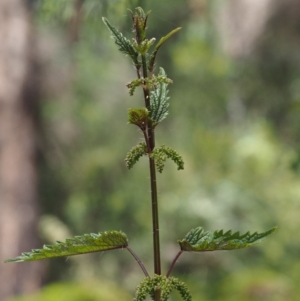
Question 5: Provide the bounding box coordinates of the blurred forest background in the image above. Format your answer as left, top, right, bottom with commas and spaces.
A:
1, 0, 300, 300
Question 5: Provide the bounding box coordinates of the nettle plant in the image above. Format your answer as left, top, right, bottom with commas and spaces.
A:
5, 8, 276, 301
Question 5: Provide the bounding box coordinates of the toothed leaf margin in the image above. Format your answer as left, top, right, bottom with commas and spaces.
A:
5, 230, 128, 263
102, 17, 139, 67
179, 227, 277, 252
128, 108, 149, 130
150, 67, 171, 125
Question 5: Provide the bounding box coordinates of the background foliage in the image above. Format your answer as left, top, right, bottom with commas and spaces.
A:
9, 0, 300, 300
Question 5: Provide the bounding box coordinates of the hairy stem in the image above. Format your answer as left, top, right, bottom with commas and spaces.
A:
141, 56, 155, 149
140, 54, 161, 300
166, 250, 183, 277
126, 247, 149, 277
149, 157, 161, 275
142, 131, 150, 153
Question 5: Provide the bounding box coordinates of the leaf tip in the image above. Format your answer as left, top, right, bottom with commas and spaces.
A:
4, 258, 23, 263
268, 226, 277, 234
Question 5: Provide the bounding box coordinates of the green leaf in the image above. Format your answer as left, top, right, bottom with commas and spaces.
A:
132, 38, 156, 55
150, 68, 171, 125
130, 7, 151, 43
178, 227, 276, 252
155, 27, 182, 50
102, 17, 139, 67
149, 27, 181, 72
5, 231, 128, 263
135, 7, 147, 21
128, 108, 149, 130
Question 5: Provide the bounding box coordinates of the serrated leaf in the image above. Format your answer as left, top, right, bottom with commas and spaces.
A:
128, 108, 149, 129
150, 68, 170, 124
102, 17, 139, 66
5, 231, 128, 263
178, 227, 276, 252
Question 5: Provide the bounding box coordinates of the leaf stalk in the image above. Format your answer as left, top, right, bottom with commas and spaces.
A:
126, 246, 149, 277
166, 250, 183, 278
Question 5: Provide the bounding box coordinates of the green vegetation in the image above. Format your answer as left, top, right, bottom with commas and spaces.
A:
6, 0, 300, 300
5, 5, 278, 301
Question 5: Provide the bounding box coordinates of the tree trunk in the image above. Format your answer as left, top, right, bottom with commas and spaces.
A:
69, 0, 85, 43
218, 0, 276, 58
0, 0, 43, 299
